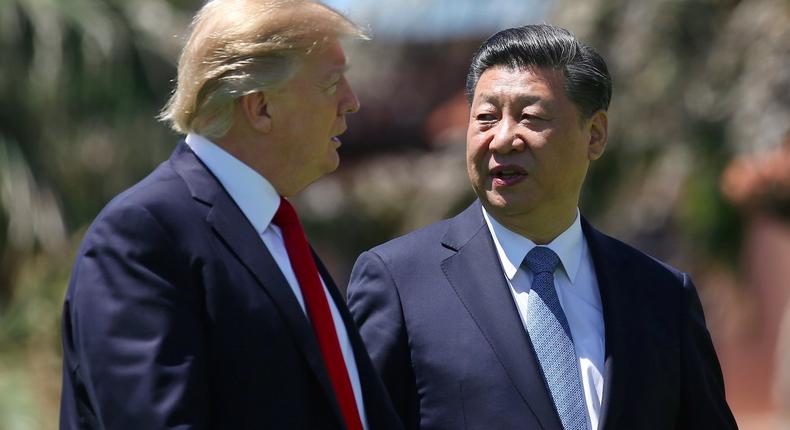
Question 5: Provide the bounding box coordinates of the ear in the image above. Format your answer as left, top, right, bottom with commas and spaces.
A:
239, 92, 272, 134
587, 110, 608, 161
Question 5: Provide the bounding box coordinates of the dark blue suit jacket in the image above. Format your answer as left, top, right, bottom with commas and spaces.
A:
60, 142, 402, 430
347, 201, 737, 430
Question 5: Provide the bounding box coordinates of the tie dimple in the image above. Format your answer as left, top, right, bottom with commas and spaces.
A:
524, 246, 561, 275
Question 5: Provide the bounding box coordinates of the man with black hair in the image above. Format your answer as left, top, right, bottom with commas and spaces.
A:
347, 24, 737, 430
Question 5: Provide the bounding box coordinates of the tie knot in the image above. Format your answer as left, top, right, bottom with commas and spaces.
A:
524, 246, 560, 275
272, 197, 298, 229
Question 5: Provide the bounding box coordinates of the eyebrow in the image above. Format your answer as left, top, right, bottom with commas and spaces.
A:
476, 94, 546, 107
331, 64, 351, 75
323, 64, 350, 82
314, 65, 349, 90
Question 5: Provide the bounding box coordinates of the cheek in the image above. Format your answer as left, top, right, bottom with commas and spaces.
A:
466, 149, 489, 188
466, 133, 488, 163
466, 145, 484, 178
465, 154, 478, 179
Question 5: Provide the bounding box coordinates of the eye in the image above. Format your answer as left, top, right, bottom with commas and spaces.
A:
476, 113, 498, 122
521, 112, 547, 122
323, 73, 343, 95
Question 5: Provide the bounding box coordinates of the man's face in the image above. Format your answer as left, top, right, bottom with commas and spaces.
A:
265, 38, 359, 195
466, 66, 603, 228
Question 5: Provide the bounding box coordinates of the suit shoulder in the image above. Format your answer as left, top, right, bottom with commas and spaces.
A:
367, 218, 454, 264
80, 159, 196, 249
105, 159, 190, 215
102, 156, 197, 217
589, 226, 687, 285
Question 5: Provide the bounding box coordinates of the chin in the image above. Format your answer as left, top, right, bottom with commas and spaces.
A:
474, 191, 507, 215
326, 155, 340, 172
482, 189, 510, 207
484, 191, 538, 216
481, 193, 501, 207
313, 163, 338, 181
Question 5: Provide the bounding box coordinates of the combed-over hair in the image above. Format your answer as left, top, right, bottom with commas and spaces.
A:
159, 0, 366, 138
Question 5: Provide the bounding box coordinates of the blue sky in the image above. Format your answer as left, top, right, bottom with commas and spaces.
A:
322, 0, 548, 41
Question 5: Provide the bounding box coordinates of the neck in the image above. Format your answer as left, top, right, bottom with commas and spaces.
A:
214, 131, 297, 197
490, 205, 577, 245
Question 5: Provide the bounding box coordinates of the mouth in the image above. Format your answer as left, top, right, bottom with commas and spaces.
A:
489, 165, 527, 186
331, 125, 347, 145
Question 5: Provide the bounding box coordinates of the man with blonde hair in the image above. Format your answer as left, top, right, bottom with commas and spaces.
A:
60, 1, 401, 429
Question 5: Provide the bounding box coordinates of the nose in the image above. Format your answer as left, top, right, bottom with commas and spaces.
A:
338, 77, 361, 115
489, 117, 525, 153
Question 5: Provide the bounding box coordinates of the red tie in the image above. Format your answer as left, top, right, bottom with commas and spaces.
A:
272, 197, 364, 430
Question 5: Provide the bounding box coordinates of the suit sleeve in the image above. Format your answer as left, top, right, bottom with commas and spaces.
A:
677, 273, 738, 429
347, 251, 420, 429
61, 204, 209, 429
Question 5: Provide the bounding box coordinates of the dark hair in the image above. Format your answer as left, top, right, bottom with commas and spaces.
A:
465, 24, 612, 119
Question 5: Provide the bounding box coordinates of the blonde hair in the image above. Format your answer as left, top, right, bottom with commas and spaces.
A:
159, 0, 366, 138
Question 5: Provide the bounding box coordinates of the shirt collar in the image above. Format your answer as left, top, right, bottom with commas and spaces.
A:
482, 206, 584, 285
185, 133, 280, 234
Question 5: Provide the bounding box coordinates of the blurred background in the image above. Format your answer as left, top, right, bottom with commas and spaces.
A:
1, 0, 789, 428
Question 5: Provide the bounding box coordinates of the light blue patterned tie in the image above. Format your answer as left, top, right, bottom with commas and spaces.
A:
524, 246, 587, 430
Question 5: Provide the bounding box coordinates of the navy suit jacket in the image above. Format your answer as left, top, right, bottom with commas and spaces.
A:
60, 142, 402, 430
347, 201, 737, 430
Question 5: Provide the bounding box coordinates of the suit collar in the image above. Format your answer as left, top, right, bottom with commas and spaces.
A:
440, 200, 484, 251
441, 200, 564, 430
167, 141, 222, 205
168, 141, 350, 428
184, 133, 279, 234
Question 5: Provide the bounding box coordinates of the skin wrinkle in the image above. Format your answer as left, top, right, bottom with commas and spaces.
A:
466, 65, 607, 244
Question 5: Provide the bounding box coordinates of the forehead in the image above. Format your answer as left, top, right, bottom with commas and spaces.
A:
473, 66, 566, 103
302, 38, 348, 72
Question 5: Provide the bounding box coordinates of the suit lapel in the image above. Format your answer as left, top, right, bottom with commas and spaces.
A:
440, 202, 563, 430
168, 142, 346, 427
581, 219, 632, 430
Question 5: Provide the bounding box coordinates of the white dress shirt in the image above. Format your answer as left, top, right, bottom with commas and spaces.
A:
482, 207, 605, 430
186, 133, 368, 429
